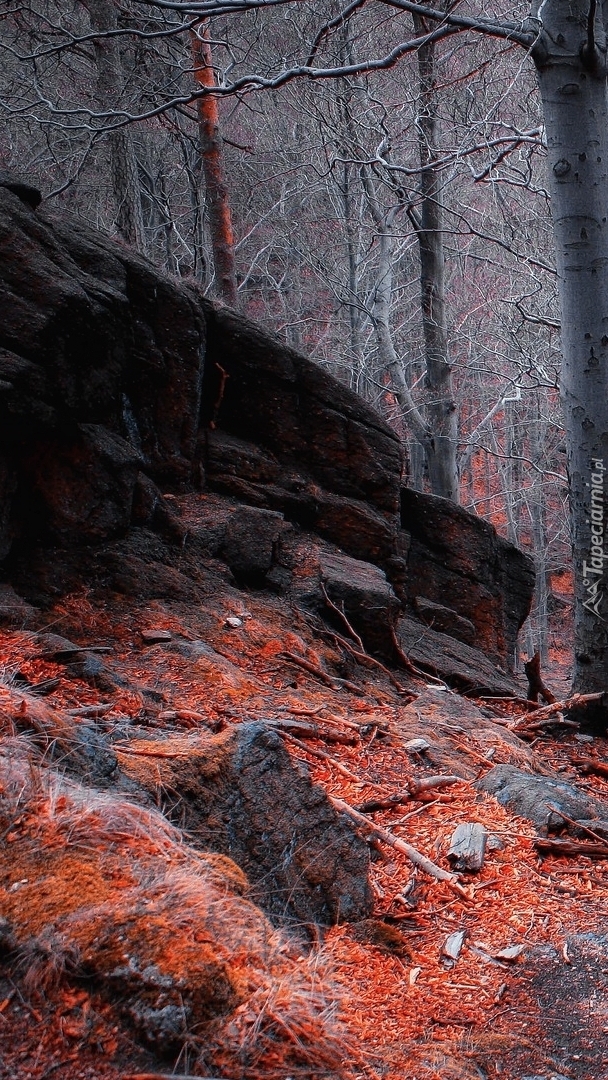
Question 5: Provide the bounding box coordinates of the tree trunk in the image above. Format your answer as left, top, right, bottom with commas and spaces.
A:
192, 23, 238, 307
533, 0, 608, 699
85, 0, 146, 253
413, 18, 460, 502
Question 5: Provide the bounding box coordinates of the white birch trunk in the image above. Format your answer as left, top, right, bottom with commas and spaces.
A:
533, 0, 608, 698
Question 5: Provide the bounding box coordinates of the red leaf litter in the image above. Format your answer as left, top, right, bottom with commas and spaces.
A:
1, 569, 607, 1080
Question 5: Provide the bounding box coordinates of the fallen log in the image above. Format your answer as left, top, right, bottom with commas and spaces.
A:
330, 796, 471, 900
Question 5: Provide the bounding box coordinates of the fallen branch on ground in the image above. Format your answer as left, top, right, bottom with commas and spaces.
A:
277, 651, 362, 694
357, 776, 461, 813
266, 716, 359, 744
330, 796, 471, 900
278, 731, 363, 782
513, 691, 605, 730
546, 804, 608, 845
534, 837, 608, 859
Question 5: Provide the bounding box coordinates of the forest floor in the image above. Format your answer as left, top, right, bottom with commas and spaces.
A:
1, 515, 608, 1080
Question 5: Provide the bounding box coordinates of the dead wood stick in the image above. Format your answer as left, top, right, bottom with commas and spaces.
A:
545, 803, 608, 845
112, 743, 186, 759
357, 792, 412, 813
409, 774, 461, 797
330, 796, 471, 900
570, 755, 608, 779
277, 651, 362, 694
66, 703, 114, 717
265, 716, 358, 744
514, 692, 605, 727
278, 732, 363, 782
389, 626, 447, 686
534, 837, 608, 859
514, 716, 579, 737
321, 583, 365, 651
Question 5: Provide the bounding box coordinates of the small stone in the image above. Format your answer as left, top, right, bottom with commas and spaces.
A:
404, 738, 431, 754
225, 616, 243, 629
141, 629, 173, 643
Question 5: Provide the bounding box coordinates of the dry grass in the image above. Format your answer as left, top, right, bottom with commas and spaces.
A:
0, 736, 355, 1078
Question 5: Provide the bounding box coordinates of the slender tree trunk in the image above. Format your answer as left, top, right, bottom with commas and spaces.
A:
413, 17, 460, 502
533, 0, 608, 699
192, 22, 238, 306
85, 0, 146, 252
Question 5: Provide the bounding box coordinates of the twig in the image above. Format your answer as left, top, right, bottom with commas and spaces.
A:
112, 743, 186, 759
278, 731, 363, 781
277, 651, 362, 694
265, 716, 358, 744
209, 361, 229, 429
321, 582, 365, 651
546, 803, 608, 845
330, 796, 471, 900
390, 626, 447, 686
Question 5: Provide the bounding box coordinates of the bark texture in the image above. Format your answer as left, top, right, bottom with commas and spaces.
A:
192, 23, 238, 306
533, 0, 608, 699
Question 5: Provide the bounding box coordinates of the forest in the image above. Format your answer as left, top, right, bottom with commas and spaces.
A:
1, 2, 608, 1080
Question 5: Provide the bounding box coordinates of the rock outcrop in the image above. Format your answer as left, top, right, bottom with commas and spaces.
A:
0, 175, 534, 690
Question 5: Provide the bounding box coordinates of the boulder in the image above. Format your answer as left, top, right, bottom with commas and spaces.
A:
476, 764, 608, 832
397, 615, 521, 697
220, 504, 286, 585
401, 488, 535, 667
117, 722, 373, 926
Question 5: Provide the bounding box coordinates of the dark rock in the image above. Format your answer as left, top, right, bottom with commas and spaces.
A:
0, 189, 207, 546
476, 764, 608, 832
119, 722, 373, 926
318, 551, 400, 659
401, 488, 535, 667
414, 596, 476, 646
201, 310, 403, 568
202, 306, 403, 514
17, 424, 143, 543
220, 504, 286, 585
107, 554, 199, 601
397, 616, 521, 696
0, 173, 42, 210
0, 583, 36, 627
